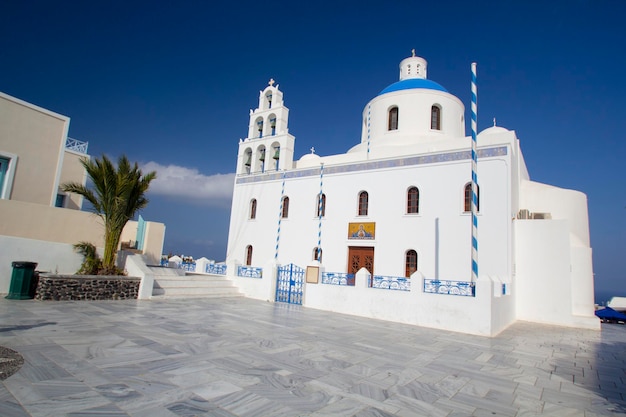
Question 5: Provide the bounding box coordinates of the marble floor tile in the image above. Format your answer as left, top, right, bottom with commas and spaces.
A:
0, 297, 625, 416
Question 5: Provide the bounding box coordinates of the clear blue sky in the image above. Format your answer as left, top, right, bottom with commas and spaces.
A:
1, 1, 624, 299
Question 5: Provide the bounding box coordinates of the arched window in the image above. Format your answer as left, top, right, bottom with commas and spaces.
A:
464, 183, 480, 212
257, 146, 266, 173
272, 144, 280, 170
256, 118, 264, 138
407, 187, 419, 214
358, 191, 369, 216
313, 247, 322, 262
245, 245, 253, 266
269, 117, 276, 136
249, 199, 257, 219
243, 149, 252, 174
431, 105, 441, 130
281, 196, 289, 218
317, 193, 326, 217
405, 250, 418, 278
265, 92, 273, 109
388, 107, 399, 131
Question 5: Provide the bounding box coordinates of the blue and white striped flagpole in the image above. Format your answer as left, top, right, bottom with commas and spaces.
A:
317, 163, 324, 261
275, 171, 286, 260
366, 104, 371, 159
470, 62, 479, 283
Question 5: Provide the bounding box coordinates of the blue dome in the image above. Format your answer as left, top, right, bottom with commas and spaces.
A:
379, 78, 448, 95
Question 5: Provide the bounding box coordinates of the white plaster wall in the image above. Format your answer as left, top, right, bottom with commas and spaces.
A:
490, 283, 516, 334
120, 221, 138, 245
362, 89, 465, 145
59, 150, 87, 209
237, 133, 295, 175
514, 220, 598, 329
142, 222, 166, 265
570, 245, 596, 319
123, 252, 155, 300
0, 92, 68, 205
303, 270, 498, 336
515, 220, 571, 323
118, 220, 165, 265
0, 199, 104, 245
227, 153, 512, 284
0, 236, 85, 293
226, 259, 276, 301
520, 181, 590, 246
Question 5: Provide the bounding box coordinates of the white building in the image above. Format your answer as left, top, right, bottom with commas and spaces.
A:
0, 92, 165, 292
224, 53, 598, 336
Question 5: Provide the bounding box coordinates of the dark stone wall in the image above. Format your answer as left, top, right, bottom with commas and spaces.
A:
35, 275, 140, 301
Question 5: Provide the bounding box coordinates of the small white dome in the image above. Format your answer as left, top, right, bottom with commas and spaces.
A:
299, 153, 321, 162
479, 126, 510, 136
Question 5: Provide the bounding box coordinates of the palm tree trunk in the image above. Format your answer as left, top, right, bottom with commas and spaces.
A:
103, 223, 122, 271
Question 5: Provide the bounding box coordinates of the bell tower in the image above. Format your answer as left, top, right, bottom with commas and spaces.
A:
236, 79, 295, 175
399, 49, 428, 80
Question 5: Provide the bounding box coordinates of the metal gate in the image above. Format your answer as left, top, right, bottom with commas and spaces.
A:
275, 263, 304, 305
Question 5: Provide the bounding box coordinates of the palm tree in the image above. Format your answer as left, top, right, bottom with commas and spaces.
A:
62, 155, 157, 274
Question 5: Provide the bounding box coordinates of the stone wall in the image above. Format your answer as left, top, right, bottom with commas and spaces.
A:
35, 275, 140, 301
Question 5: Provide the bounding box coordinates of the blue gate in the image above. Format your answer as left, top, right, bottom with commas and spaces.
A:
276, 263, 304, 305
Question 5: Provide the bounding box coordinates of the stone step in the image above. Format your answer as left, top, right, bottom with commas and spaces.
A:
155, 279, 235, 289
147, 266, 186, 276
150, 292, 242, 299
154, 287, 242, 297
151, 273, 241, 299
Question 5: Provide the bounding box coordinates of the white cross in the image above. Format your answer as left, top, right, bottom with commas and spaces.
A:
411, 49, 416, 57
493, 117, 497, 127
268, 78, 275, 86
310, 147, 316, 154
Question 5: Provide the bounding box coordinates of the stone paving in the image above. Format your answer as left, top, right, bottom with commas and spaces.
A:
0, 297, 624, 416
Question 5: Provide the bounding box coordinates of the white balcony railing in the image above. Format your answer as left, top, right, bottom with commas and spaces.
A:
65, 137, 89, 154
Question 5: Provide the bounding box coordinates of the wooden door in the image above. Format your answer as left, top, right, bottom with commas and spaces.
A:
348, 246, 374, 275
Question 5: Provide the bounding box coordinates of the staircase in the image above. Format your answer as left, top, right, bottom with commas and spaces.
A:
148, 266, 241, 299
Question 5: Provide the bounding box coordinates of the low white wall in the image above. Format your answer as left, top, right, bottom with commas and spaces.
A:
226, 259, 277, 301
0, 235, 85, 293
123, 252, 155, 300
490, 281, 516, 335
304, 270, 499, 336
223, 261, 513, 336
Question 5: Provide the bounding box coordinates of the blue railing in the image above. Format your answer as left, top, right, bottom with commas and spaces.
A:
65, 137, 89, 154
423, 279, 476, 297
206, 263, 227, 275
372, 275, 410, 291
237, 265, 263, 278
181, 262, 196, 272
321, 272, 355, 286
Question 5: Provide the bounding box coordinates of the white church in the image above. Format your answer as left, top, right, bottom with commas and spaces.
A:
224, 52, 598, 336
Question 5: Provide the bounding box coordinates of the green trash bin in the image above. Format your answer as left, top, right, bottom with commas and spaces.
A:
5, 261, 38, 300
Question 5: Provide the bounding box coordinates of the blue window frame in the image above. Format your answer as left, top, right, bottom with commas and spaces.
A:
0, 157, 8, 197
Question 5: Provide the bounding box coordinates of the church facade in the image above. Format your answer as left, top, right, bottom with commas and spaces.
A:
224, 53, 598, 336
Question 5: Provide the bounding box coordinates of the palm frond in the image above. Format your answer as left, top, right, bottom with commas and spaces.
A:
61, 154, 156, 271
